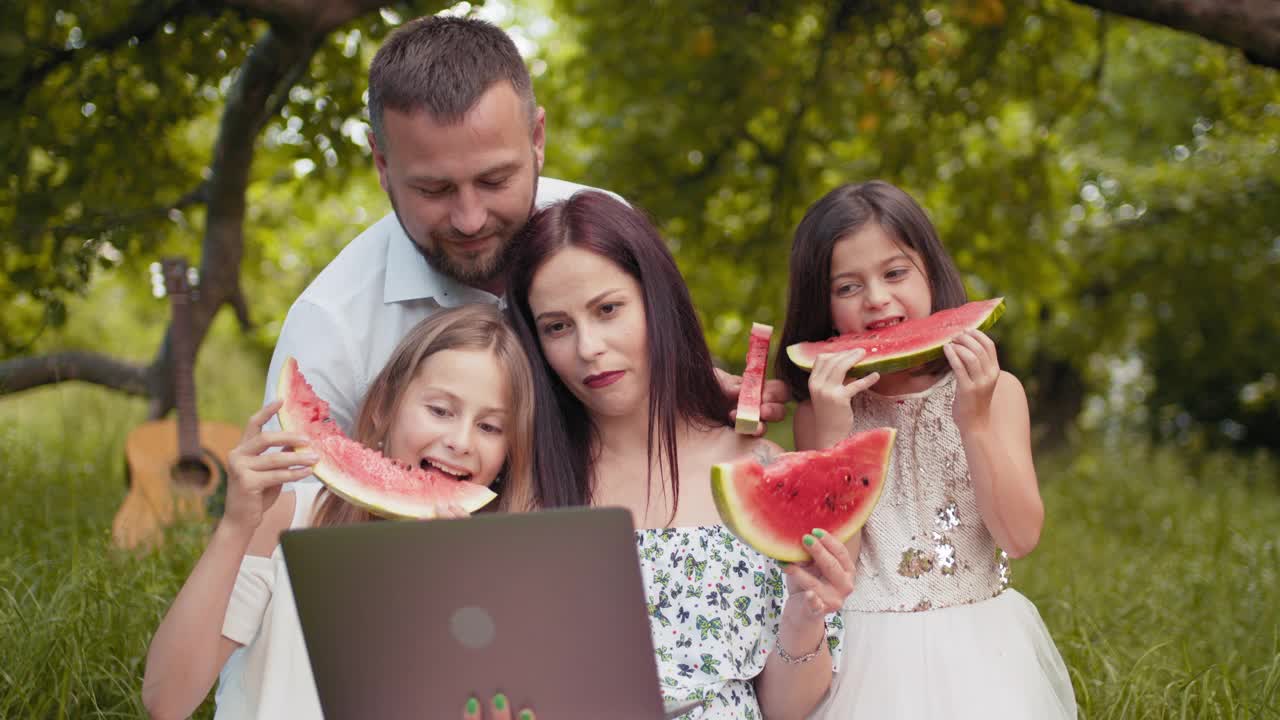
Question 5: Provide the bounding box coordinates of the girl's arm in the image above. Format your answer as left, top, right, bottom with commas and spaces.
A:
793, 348, 880, 451
142, 401, 316, 719
755, 533, 854, 720
945, 330, 1044, 558
141, 499, 295, 719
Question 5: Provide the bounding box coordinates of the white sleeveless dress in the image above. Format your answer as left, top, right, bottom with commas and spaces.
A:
808, 373, 1077, 719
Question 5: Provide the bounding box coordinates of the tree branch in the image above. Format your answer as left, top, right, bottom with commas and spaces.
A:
2, 0, 205, 105
136, 24, 324, 418
222, 0, 392, 34
1073, 0, 1280, 69
0, 352, 151, 397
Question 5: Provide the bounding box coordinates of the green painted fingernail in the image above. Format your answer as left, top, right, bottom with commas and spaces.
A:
803, 534, 816, 547
493, 693, 507, 711
466, 697, 479, 714
812, 528, 826, 538
519, 711, 535, 720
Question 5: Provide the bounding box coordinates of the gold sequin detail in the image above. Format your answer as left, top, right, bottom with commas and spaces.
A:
912, 598, 933, 612
898, 548, 934, 577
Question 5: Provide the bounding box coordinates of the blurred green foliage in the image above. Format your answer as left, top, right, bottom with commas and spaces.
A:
2, 0, 1279, 449
536, 0, 1280, 450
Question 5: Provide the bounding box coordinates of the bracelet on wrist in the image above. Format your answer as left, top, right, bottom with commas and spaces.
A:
775, 628, 827, 665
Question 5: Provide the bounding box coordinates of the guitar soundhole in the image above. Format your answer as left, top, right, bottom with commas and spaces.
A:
171, 458, 212, 489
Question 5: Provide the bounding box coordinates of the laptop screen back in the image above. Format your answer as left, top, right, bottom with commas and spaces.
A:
280, 507, 668, 720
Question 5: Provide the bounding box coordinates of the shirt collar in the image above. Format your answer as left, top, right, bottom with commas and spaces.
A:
382, 214, 502, 308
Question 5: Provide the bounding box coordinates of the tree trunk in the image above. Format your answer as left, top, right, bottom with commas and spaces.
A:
148, 25, 323, 418
0, 1, 444, 414
1073, 0, 1280, 68
1028, 354, 1087, 452
0, 21, 322, 416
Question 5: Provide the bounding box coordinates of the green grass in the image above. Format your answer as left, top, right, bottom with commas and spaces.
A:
0, 314, 262, 720
2, 361, 1278, 716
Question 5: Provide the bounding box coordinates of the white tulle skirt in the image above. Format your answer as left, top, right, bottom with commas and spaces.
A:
809, 589, 1077, 719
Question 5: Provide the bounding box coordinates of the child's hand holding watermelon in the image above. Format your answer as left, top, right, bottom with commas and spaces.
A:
222, 400, 319, 538
803, 347, 882, 451
943, 328, 1001, 433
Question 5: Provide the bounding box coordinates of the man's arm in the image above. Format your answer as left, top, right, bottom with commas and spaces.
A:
262, 298, 363, 436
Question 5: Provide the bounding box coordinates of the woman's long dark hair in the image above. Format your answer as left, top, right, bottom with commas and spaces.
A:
506, 191, 730, 520
777, 180, 968, 401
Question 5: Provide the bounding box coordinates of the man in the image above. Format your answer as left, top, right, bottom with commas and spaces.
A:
263, 15, 784, 439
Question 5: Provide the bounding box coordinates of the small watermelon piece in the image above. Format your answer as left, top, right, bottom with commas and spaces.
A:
711, 428, 895, 562
786, 297, 1006, 378
277, 356, 497, 519
734, 322, 774, 435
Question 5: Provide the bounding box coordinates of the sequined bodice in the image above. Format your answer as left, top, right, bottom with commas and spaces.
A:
846, 373, 1009, 613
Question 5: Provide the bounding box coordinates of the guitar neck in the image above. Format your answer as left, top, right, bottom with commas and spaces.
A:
170, 288, 201, 462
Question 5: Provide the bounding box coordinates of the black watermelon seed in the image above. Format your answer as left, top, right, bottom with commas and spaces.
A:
861, 476, 870, 486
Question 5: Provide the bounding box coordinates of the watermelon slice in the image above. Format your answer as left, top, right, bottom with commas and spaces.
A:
276, 356, 497, 519
786, 297, 1006, 378
734, 322, 774, 435
711, 428, 895, 562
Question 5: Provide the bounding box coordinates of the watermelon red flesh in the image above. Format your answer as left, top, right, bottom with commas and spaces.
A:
711, 428, 895, 562
786, 297, 1005, 378
734, 322, 773, 435
276, 357, 496, 519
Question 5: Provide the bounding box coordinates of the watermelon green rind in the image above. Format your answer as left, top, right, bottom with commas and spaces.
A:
786, 298, 1005, 378
711, 428, 896, 562
734, 322, 774, 435
276, 356, 496, 519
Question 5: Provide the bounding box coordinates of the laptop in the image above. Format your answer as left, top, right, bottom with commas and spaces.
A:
281, 507, 702, 720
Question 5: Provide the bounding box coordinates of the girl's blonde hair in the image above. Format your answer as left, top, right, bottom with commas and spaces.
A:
311, 304, 537, 527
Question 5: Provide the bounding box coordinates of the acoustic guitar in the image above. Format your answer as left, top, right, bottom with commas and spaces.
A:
111, 257, 241, 550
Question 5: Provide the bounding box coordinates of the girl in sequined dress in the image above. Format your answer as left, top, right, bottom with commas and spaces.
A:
506, 191, 854, 719
777, 181, 1077, 719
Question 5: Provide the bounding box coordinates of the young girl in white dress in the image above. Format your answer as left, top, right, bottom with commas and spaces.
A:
505, 190, 855, 720
141, 304, 539, 720
777, 181, 1077, 719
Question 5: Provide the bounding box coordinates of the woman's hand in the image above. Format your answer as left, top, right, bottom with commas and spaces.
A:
221, 400, 317, 537
463, 693, 537, 720
780, 529, 855, 622
807, 349, 880, 445
944, 329, 1000, 434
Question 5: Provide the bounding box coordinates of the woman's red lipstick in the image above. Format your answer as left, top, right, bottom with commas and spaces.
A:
584, 370, 625, 389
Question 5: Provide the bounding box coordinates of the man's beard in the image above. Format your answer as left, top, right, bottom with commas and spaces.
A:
391, 167, 539, 290
417, 228, 512, 285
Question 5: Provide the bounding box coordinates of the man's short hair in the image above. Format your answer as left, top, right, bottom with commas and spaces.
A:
368, 15, 536, 147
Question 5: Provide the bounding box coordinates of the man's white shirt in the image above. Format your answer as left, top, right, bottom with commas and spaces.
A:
262, 177, 616, 436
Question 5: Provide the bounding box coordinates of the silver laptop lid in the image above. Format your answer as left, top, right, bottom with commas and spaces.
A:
281, 507, 672, 720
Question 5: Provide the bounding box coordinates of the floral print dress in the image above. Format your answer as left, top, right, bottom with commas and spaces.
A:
636, 525, 844, 719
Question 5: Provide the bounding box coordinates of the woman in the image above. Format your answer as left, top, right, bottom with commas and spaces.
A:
506, 191, 854, 720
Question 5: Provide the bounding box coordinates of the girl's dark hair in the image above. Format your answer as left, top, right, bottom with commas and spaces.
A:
777, 180, 967, 401
506, 191, 730, 520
